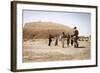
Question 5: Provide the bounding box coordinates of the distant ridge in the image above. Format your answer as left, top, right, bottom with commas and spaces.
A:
23, 21, 73, 39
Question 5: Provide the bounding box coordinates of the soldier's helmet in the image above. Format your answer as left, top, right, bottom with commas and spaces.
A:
74, 27, 77, 29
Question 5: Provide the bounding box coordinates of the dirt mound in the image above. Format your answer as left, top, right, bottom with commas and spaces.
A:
23, 21, 72, 39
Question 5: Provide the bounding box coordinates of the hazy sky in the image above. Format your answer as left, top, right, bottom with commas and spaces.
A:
23, 10, 91, 36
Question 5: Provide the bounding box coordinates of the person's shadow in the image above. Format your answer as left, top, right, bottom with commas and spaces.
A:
77, 46, 85, 48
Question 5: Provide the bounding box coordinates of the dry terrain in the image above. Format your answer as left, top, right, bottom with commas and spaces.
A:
23, 21, 72, 39
23, 39, 91, 62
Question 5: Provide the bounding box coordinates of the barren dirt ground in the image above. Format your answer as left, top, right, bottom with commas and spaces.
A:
23, 39, 91, 62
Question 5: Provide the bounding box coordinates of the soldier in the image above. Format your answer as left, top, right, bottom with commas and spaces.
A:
48, 34, 53, 46
61, 32, 66, 48
55, 35, 58, 46
66, 33, 70, 47
70, 35, 73, 46
73, 27, 79, 48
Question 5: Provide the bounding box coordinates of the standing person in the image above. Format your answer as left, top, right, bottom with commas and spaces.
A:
55, 35, 58, 46
66, 33, 70, 47
70, 35, 73, 46
61, 32, 66, 48
73, 27, 79, 48
48, 34, 53, 46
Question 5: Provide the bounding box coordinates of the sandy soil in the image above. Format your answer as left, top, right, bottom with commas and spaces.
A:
23, 39, 91, 62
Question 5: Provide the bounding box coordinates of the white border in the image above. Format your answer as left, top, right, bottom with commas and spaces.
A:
17, 3, 96, 69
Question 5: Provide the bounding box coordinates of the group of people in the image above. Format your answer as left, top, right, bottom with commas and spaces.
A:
48, 27, 79, 48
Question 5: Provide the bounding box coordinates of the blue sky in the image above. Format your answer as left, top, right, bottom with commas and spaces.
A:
23, 10, 91, 36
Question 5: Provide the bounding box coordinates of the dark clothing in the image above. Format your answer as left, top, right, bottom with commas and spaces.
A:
73, 29, 79, 48
71, 40, 73, 46
48, 40, 52, 46
55, 37, 58, 46
67, 39, 70, 46
71, 35, 73, 46
66, 34, 70, 46
48, 34, 53, 46
73, 29, 79, 36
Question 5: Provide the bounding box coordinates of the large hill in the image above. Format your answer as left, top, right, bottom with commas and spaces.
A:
23, 21, 73, 39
